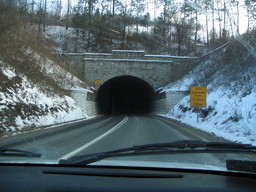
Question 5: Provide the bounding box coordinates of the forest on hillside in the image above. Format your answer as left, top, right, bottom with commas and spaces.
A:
1, 0, 256, 55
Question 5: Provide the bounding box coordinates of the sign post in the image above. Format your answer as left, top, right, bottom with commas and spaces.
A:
190, 87, 207, 122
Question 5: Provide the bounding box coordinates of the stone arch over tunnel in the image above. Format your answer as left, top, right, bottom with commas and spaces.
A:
96, 75, 156, 115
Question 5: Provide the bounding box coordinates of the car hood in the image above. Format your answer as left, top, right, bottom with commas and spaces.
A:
0, 158, 227, 172
90, 159, 227, 171
0, 157, 59, 164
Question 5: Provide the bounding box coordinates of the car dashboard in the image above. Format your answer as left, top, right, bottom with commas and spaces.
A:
0, 163, 256, 192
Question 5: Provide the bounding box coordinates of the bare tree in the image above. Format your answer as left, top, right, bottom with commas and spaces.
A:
66, 0, 71, 30
202, 0, 210, 44
216, 0, 222, 38
173, 18, 192, 55
112, 0, 115, 18
31, 0, 35, 24
211, 0, 215, 42
43, 0, 47, 32
236, 0, 239, 35
194, 0, 199, 52
223, 0, 226, 36
37, 0, 44, 34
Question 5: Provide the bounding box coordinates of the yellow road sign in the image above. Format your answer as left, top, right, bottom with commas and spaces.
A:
94, 79, 101, 86
190, 87, 207, 108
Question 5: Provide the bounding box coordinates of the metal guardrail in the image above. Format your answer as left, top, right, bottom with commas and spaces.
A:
200, 42, 231, 60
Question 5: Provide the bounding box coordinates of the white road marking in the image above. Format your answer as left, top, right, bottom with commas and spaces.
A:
59, 116, 128, 160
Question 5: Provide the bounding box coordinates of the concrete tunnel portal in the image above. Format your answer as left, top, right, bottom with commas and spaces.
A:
96, 76, 158, 115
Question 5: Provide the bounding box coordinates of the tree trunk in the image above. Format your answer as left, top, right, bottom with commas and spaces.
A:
66, 0, 70, 30
223, 0, 226, 35
206, 8, 209, 45
112, 0, 115, 18
43, 0, 47, 32
212, 0, 215, 41
216, 0, 222, 38
37, 0, 43, 36
236, 1, 240, 35
194, 0, 198, 52
247, 8, 250, 32
31, 0, 34, 25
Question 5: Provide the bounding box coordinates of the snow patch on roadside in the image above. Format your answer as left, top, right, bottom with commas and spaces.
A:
164, 89, 256, 145
2, 67, 16, 79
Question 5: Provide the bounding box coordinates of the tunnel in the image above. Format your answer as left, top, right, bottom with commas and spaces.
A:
96, 76, 156, 115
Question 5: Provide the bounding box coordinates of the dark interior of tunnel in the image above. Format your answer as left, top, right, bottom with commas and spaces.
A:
96, 76, 156, 115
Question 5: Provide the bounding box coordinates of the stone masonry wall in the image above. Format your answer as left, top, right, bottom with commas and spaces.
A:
153, 91, 188, 114
69, 89, 97, 116
84, 59, 173, 87
83, 50, 199, 87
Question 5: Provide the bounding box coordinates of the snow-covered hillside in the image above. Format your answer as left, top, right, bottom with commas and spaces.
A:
0, 60, 87, 136
0, 25, 92, 136
25, 47, 88, 89
44, 26, 83, 53
163, 39, 256, 145
45, 25, 105, 53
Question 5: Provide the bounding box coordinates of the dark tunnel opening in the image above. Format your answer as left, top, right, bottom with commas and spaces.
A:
96, 76, 156, 115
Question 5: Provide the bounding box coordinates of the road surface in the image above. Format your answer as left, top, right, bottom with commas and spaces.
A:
0, 115, 228, 159
0, 115, 232, 166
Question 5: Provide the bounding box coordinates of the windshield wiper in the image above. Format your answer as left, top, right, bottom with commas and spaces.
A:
59, 140, 256, 165
0, 147, 41, 158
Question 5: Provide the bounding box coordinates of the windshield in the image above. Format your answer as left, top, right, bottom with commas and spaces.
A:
1, 0, 256, 174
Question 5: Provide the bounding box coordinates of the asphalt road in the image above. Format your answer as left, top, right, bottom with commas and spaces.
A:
0, 115, 231, 166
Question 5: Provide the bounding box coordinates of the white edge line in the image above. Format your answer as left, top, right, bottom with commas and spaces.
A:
59, 116, 128, 160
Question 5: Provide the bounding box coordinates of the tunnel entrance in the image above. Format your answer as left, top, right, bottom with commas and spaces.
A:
96, 76, 156, 115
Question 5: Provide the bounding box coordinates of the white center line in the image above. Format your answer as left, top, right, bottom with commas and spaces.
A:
59, 116, 128, 160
